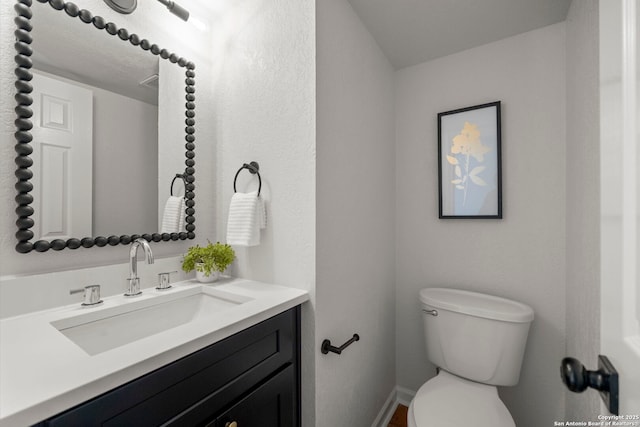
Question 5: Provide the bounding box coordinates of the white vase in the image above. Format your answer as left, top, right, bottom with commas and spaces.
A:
195, 263, 220, 283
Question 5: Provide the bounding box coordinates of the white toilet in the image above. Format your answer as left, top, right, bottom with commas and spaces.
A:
408, 288, 534, 427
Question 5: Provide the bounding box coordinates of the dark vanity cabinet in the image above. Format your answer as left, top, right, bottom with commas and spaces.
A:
35, 307, 301, 427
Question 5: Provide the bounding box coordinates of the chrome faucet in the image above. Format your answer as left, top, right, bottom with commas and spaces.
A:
125, 238, 154, 296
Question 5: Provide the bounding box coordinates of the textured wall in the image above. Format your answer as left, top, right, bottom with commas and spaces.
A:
212, 0, 315, 292
316, 0, 396, 426
564, 0, 601, 419
0, 0, 215, 277
395, 23, 567, 426
209, 0, 316, 424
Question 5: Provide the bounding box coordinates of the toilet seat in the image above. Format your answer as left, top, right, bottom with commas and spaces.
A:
408, 370, 515, 427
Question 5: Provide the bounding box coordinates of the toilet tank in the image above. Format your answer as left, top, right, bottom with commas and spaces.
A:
420, 288, 534, 386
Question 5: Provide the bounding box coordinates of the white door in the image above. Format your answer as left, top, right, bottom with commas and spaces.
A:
30, 71, 93, 240
600, 0, 640, 414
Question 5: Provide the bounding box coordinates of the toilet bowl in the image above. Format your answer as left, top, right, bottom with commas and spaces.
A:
408, 288, 534, 427
407, 371, 514, 427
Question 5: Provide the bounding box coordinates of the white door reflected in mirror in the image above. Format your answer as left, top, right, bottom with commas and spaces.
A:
31, 71, 92, 241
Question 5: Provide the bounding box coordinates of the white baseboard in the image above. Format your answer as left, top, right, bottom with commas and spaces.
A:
370, 388, 397, 427
395, 386, 416, 407
371, 386, 417, 427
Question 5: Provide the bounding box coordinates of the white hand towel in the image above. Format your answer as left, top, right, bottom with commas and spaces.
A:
177, 198, 186, 232
226, 191, 265, 246
257, 195, 267, 229
161, 196, 184, 233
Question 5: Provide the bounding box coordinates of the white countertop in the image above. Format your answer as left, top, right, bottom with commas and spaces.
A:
0, 277, 309, 427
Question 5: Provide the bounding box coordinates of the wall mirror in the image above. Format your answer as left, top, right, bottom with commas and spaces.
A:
14, 0, 196, 253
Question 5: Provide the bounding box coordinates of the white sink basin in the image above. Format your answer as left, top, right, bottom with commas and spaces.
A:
51, 287, 252, 355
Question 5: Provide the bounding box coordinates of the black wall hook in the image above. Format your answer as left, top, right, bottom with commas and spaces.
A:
233, 161, 262, 196
321, 334, 360, 355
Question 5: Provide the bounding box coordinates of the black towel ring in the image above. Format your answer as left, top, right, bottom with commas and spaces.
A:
170, 173, 187, 197
233, 161, 261, 196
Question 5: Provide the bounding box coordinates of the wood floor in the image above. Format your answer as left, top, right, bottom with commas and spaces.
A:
387, 404, 408, 427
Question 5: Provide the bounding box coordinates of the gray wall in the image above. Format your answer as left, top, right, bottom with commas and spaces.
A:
92, 87, 158, 236
316, 0, 396, 425
565, 0, 601, 419
395, 23, 567, 426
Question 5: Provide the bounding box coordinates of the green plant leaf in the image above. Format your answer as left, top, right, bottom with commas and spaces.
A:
182, 241, 236, 275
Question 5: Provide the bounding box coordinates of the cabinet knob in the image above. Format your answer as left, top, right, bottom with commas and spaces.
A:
225, 422, 238, 427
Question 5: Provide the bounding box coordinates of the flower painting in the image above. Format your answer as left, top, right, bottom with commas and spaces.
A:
438, 102, 502, 218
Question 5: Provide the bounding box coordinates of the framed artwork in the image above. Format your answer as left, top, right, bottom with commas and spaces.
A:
438, 101, 502, 219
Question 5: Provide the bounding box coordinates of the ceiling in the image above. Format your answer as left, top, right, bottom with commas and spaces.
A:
346, 0, 573, 69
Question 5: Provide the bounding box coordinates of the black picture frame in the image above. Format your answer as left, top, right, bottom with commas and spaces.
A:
438, 101, 502, 219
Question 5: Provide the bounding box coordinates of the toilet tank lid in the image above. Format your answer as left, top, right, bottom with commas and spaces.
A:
419, 288, 534, 323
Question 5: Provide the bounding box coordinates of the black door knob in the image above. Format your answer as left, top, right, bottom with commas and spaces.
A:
560, 355, 619, 415
561, 357, 608, 392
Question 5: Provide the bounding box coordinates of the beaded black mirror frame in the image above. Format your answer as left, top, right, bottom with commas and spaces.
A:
13, 0, 196, 253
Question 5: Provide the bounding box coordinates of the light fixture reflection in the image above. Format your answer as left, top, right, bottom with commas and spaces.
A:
104, 0, 196, 24
188, 16, 208, 32
157, 0, 189, 21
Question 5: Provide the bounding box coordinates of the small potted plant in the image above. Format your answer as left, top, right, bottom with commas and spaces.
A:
182, 241, 236, 283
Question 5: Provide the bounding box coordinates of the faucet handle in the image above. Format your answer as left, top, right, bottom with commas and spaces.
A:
70, 285, 103, 306
156, 271, 177, 290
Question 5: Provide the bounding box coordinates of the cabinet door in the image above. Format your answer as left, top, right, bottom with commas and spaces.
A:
211, 365, 296, 427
